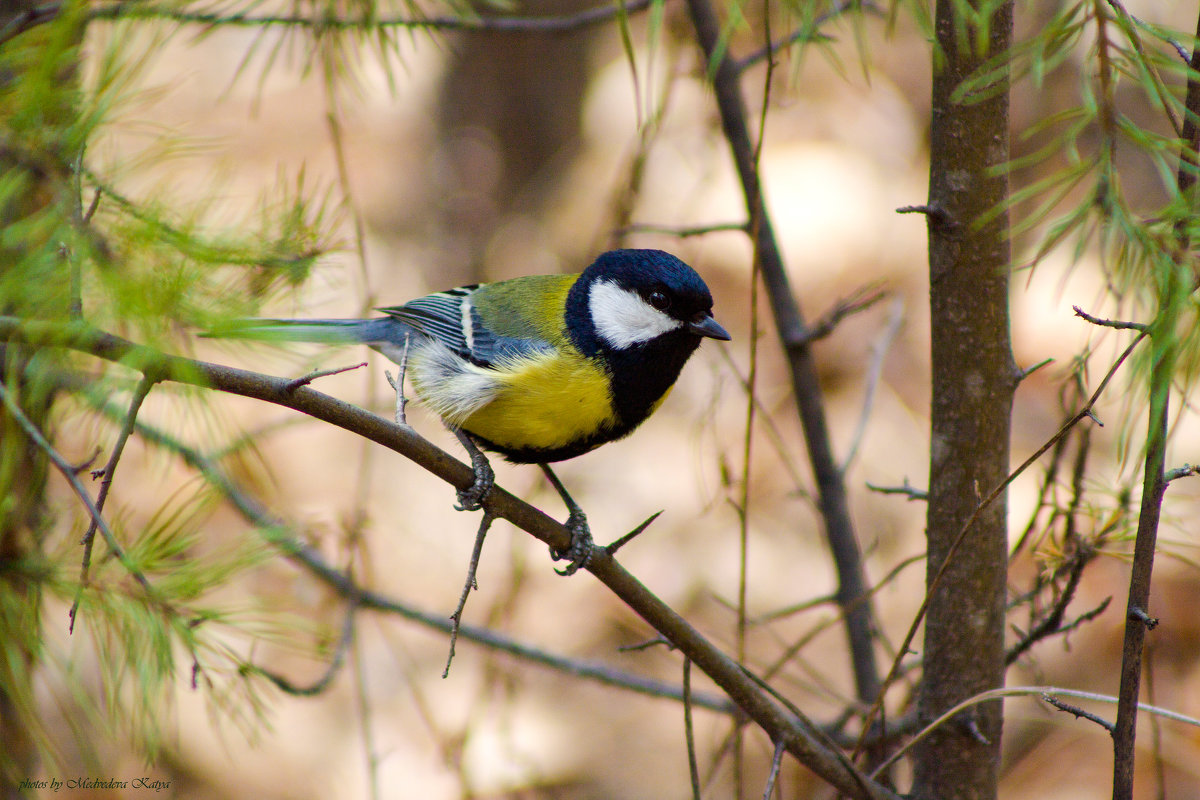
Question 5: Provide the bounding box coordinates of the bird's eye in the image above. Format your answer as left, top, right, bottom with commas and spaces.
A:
648, 290, 671, 311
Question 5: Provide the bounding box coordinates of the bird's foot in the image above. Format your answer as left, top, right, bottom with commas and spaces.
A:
550, 509, 593, 576
455, 457, 494, 512
451, 429, 494, 511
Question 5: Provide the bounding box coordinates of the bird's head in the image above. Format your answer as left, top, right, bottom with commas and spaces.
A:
570, 249, 731, 353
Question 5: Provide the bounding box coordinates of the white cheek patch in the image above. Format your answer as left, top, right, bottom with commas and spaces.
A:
589, 280, 681, 349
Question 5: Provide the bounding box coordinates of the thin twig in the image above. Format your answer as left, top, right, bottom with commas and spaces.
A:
1005, 541, 1100, 665
283, 361, 367, 393
92, 0, 656, 33
1016, 357, 1055, 384
605, 510, 664, 556
3, 318, 896, 799
865, 480, 927, 501
618, 637, 675, 653
796, 286, 887, 347
616, 221, 748, 238
1042, 694, 1115, 733
684, 0, 882, 714
0, 381, 153, 596
384, 333, 411, 425
69, 374, 157, 632
1072, 305, 1148, 332
841, 297, 904, 473
857, 329, 1149, 756
733, 0, 874, 72
870, 685, 1200, 779
444, 512, 494, 678
684, 658, 702, 800
1165, 463, 1199, 482
248, 601, 358, 696
761, 739, 785, 800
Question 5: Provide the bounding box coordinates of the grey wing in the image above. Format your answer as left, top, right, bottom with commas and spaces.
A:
381, 286, 548, 367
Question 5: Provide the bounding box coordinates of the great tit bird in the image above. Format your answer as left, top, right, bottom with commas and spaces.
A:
210, 249, 730, 574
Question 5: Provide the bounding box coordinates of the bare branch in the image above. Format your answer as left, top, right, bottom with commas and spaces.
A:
1166, 462, 1200, 482
842, 297, 904, 473
865, 480, 928, 501
444, 512, 494, 678
70, 374, 157, 632
616, 221, 748, 238
1042, 694, 1115, 734
93, 0, 656, 34
248, 602, 357, 696
1072, 305, 1148, 332
860, 328, 1149, 754
283, 361, 367, 393
683, 658, 702, 800
0, 380, 153, 599
733, 0, 878, 73
684, 0, 882, 714
6, 319, 895, 796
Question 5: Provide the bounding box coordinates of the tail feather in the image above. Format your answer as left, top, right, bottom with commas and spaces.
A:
203, 318, 409, 347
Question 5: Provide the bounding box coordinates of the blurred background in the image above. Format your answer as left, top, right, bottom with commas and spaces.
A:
28, 0, 1200, 797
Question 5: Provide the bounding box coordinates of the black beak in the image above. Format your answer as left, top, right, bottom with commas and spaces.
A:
688, 314, 731, 341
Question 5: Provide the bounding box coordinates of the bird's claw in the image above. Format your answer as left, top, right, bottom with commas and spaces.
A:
455, 459, 494, 512
550, 509, 593, 576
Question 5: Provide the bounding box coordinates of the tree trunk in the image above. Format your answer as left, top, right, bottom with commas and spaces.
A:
912, 2, 1015, 798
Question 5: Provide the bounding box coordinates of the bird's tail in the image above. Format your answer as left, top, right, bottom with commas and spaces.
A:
202, 317, 403, 346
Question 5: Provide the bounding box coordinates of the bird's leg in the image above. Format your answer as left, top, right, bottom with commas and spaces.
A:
450, 428, 494, 511
539, 463, 593, 576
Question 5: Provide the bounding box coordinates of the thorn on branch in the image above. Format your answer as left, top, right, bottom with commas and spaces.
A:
605, 510, 663, 556
958, 713, 991, 746
866, 479, 928, 501
1042, 693, 1115, 734
896, 203, 956, 230
1072, 305, 1149, 332
1016, 357, 1054, 384
284, 361, 368, 393
1128, 606, 1158, 630
1166, 463, 1200, 482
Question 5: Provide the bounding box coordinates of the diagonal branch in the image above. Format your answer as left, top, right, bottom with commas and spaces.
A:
683, 0, 882, 717
0, 380, 153, 599
0, 316, 898, 800
69, 373, 157, 632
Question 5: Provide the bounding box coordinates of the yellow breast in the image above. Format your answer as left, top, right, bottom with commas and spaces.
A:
458, 349, 617, 454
